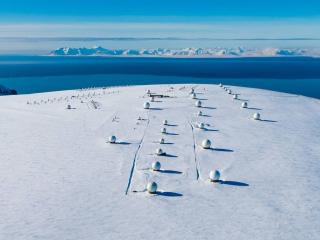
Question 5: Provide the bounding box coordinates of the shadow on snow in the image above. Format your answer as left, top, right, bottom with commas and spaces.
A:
156, 191, 183, 197
218, 180, 249, 187
158, 169, 182, 174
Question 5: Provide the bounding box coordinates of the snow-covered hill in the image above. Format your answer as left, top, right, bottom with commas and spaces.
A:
50, 46, 319, 57
1, 84, 320, 240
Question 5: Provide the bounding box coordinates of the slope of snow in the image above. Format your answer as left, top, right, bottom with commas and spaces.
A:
50, 47, 320, 57
0, 84, 320, 240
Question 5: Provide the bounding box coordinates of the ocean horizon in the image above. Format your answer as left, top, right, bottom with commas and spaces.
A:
0, 56, 320, 98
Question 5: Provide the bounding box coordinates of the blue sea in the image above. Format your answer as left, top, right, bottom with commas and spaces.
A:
0, 56, 320, 99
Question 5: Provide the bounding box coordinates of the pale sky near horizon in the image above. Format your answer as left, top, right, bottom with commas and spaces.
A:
1, 20, 320, 39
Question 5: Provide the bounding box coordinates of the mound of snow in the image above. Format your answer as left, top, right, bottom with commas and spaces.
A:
1, 84, 319, 240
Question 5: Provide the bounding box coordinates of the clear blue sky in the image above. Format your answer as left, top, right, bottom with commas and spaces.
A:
0, 0, 319, 20
0, 0, 319, 54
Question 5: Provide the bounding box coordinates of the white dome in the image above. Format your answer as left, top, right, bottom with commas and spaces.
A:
197, 110, 202, 116
161, 127, 167, 134
144, 102, 150, 109
163, 120, 168, 125
201, 139, 211, 149
67, 104, 71, 109
228, 89, 232, 94
146, 89, 151, 94
151, 97, 155, 102
195, 100, 202, 108
156, 148, 164, 156
109, 135, 116, 143
198, 122, 205, 129
242, 102, 248, 108
209, 170, 221, 182
219, 83, 223, 87
253, 112, 261, 120
233, 94, 238, 99
190, 88, 194, 94
151, 161, 161, 171
191, 93, 197, 99
159, 138, 165, 144
147, 182, 158, 194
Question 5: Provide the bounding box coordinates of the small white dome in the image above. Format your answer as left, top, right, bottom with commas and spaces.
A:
161, 127, 167, 134
191, 93, 197, 99
209, 170, 221, 182
198, 122, 205, 129
163, 120, 168, 125
190, 88, 194, 94
195, 100, 202, 108
253, 112, 261, 120
67, 104, 71, 109
228, 89, 232, 94
219, 83, 223, 87
159, 138, 165, 144
146, 89, 151, 94
109, 135, 116, 143
147, 182, 158, 194
201, 139, 211, 149
198, 110, 202, 116
144, 102, 150, 109
156, 148, 164, 156
151, 97, 155, 102
233, 94, 238, 99
242, 102, 248, 108
151, 161, 161, 171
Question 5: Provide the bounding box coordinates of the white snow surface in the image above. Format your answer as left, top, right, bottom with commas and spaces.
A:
1, 84, 320, 240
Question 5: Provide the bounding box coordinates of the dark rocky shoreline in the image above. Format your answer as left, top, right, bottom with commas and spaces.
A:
0, 85, 17, 95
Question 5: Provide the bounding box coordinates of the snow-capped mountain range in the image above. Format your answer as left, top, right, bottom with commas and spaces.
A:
50, 46, 319, 57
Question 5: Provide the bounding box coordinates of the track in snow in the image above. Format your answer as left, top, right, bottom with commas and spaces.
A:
125, 116, 150, 195
189, 122, 200, 180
